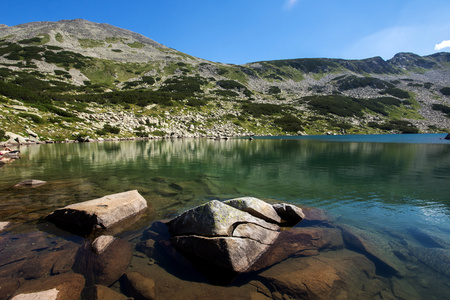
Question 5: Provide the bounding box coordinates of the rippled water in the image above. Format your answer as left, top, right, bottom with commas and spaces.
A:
1, 134, 449, 298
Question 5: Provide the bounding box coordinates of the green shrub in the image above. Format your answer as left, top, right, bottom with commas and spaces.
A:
432, 104, 450, 118
213, 90, 239, 97
216, 80, 246, 90
0, 129, 5, 141
267, 86, 281, 94
18, 112, 44, 123
187, 98, 207, 107
96, 124, 121, 135
370, 120, 419, 133
440, 87, 450, 96
383, 87, 410, 99
274, 115, 304, 133
150, 130, 166, 137
242, 102, 283, 117
337, 75, 392, 91
306, 95, 364, 117
142, 76, 155, 85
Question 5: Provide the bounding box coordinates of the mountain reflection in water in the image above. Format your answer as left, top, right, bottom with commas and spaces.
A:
0, 134, 449, 299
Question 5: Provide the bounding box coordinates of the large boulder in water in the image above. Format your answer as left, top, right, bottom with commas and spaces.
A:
167, 200, 280, 277
46, 190, 148, 235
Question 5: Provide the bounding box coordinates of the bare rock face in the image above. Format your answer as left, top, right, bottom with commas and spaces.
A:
167, 200, 280, 280
46, 190, 147, 235
73, 235, 133, 286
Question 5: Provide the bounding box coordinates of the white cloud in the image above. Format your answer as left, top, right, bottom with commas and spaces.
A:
435, 40, 450, 51
284, 0, 298, 10
341, 23, 450, 60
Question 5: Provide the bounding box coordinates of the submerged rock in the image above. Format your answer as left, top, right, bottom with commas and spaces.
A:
46, 190, 148, 235
10, 273, 85, 300
14, 179, 47, 188
249, 227, 344, 271
73, 235, 133, 286
338, 224, 407, 276
407, 246, 450, 277
259, 249, 389, 300
83, 284, 129, 300
122, 271, 156, 300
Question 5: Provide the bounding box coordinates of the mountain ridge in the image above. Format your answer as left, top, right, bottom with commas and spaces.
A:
0, 19, 449, 142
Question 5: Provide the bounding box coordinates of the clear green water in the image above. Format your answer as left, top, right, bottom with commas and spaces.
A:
1, 134, 449, 298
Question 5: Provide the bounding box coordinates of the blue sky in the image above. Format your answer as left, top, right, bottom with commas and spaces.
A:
2, 0, 450, 64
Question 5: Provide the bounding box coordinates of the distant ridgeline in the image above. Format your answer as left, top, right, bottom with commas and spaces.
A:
1, 19, 450, 141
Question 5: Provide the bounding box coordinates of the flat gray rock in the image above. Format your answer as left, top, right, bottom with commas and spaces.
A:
46, 190, 147, 235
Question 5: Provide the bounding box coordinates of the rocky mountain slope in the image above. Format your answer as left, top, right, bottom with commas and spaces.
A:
1, 19, 450, 142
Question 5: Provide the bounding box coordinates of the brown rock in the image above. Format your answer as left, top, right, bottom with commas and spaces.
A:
11, 273, 85, 300
338, 224, 406, 276
0, 277, 23, 300
122, 271, 156, 300
73, 236, 133, 286
301, 207, 334, 226
19, 250, 66, 279
83, 284, 129, 300
259, 249, 385, 300
250, 227, 344, 271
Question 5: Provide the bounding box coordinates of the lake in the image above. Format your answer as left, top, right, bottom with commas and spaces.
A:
1, 133, 449, 299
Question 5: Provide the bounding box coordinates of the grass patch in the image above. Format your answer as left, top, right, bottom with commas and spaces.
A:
78, 39, 105, 48
127, 42, 145, 49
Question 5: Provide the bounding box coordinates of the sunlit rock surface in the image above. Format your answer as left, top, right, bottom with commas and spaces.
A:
168, 200, 280, 276
46, 190, 148, 235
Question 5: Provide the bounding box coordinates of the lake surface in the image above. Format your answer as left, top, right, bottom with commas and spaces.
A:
1, 133, 449, 299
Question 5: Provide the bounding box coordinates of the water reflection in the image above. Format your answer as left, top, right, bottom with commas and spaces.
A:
0, 136, 449, 298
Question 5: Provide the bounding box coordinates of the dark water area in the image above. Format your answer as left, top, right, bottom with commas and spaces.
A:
1, 134, 449, 299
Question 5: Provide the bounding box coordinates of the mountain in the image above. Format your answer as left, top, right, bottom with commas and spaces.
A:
1, 19, 450, 142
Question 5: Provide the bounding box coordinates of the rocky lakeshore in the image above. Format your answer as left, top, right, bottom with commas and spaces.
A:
1, 187, 449, 299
